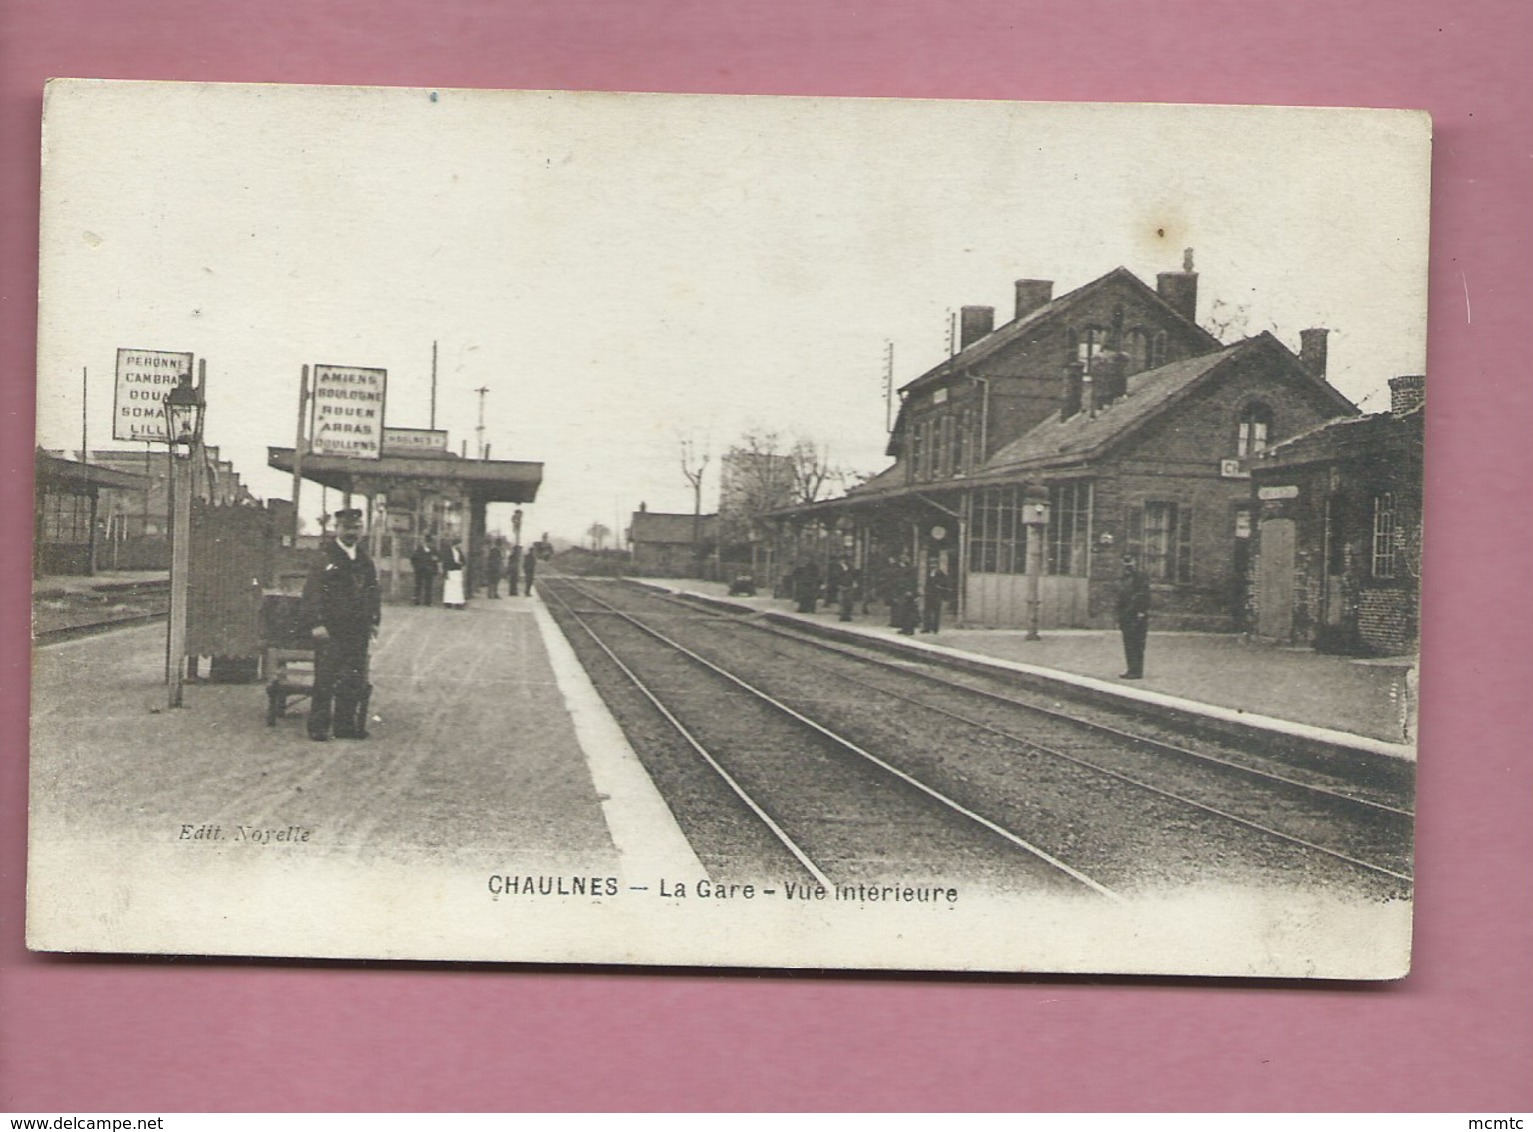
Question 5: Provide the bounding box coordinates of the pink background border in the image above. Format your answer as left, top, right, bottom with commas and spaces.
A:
3, 1, 1529, 1113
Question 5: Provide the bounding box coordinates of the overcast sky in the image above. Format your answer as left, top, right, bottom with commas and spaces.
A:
35, 81, 1431, 543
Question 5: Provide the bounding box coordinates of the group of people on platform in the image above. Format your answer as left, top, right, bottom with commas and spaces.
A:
780, 552, 1151, 677
784, 556, 952, 636
408, 535, 552, 609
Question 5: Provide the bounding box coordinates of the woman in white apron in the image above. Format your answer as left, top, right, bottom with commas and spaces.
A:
441, 539, 467, 609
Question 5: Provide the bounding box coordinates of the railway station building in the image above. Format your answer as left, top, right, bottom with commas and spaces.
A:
268, 428, 542, 602
774, 258, 1360, 631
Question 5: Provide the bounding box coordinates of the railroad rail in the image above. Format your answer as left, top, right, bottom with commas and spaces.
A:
33, 581, 170, 646
544, 576, 1413, 898
542, 575, 1125, 900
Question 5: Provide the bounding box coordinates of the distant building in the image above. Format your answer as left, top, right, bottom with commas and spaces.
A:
628, 504, 718, 576
1247, 375, 1425, 655
77, 446, 256, 571
718, 450, 795, 527
34, 450, 148, 577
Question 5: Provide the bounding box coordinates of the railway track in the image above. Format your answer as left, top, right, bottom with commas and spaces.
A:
543, 575, 1119, 900
33, 586, 170, 645
542, 576, 1413, 901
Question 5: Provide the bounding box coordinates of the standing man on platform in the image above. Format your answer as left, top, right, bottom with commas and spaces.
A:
486, 539, 503, 599
1115, 554, 1151, 679
409, 540, 439, 606
922, 561, 951, 634
302, 508, 381, 741
522, 540, 538, 595
506, 544, 521, 595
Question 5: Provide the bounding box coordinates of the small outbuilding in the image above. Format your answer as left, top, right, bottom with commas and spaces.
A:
1247, 375, 1425, 655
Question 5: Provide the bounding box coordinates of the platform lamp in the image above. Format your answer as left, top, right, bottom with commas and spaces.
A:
1022, 484, 1051, 641
163, 377, 205, 708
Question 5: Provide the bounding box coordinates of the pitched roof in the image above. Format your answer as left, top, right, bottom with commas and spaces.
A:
975, 332, 1356, 478
898, 266, 1222, 398
1251, 402, 1423, 472
35, 450, 150, 491
629, 511, 718, 544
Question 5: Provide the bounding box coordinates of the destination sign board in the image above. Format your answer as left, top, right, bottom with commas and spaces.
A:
113, 348, 194, 443
382, 427, 448, 455
311, 365, 386, 459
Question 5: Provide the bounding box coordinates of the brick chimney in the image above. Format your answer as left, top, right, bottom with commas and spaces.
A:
1156, 248, 1198, 323
1389, 374, 1425, 416
1014, 279, 1054, 320
960, 306, 995, 349
1299, 328, 1330, 381
1094, 351, 1129, 407
1060, 360, 1084, 421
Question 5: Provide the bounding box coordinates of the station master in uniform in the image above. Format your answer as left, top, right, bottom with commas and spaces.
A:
301, 508, 381, 741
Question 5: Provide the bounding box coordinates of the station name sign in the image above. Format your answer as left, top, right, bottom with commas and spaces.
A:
113, 348, 193, 443
382, 427, 448, 456
311, 365, 386, 459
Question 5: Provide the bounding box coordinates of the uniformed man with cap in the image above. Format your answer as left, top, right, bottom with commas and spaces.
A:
1114, 553, 1151, 679
300, 507, 381, 740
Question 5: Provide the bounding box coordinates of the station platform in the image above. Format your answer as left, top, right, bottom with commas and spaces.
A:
636, 577, 1418, 756
29, 588, 702, 886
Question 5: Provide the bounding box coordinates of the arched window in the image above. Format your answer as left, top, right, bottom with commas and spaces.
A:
1237, 402, 1273, 457
1126, 329, 1151, 374
1076, 325, 1109, 371
1150, 330, 1169, 369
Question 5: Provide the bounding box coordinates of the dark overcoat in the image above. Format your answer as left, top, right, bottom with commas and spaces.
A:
301, 539, 382, 641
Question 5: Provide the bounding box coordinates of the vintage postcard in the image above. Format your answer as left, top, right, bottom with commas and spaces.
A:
29, 80, 1428, 977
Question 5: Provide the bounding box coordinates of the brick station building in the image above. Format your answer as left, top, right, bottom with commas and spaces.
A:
777, 257, 1359, 631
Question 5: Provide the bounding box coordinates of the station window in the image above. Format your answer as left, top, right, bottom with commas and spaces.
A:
1237, 402, 1274, 457
953, 410, 970, 475
1128, 501, 1193, 584
908, 420, 925, 480
1371, 493, 1397, 579
1151, 330, 1169, 369
1046, 481, 1093, 576
969, 486, 1029, 575
1126, 329, 1151, 374
1076, 326, 1109, 371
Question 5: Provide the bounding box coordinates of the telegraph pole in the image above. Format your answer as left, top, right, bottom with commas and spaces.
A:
430, 340, 438, 430
475, 385, 489, 458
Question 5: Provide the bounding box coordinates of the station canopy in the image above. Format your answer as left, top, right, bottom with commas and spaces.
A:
267, 447, 542, 504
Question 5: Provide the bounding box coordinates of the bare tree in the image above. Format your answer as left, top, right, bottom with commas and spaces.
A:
717, 430, 793, 545
788, 438, 837, 505
679, 439, 710, 560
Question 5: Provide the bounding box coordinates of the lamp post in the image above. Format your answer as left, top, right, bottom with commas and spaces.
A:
164, 376, 205, 708
1022, 485, 1051, 641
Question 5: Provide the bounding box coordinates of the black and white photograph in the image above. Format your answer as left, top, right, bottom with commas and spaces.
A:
28, 80, 1429, 977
